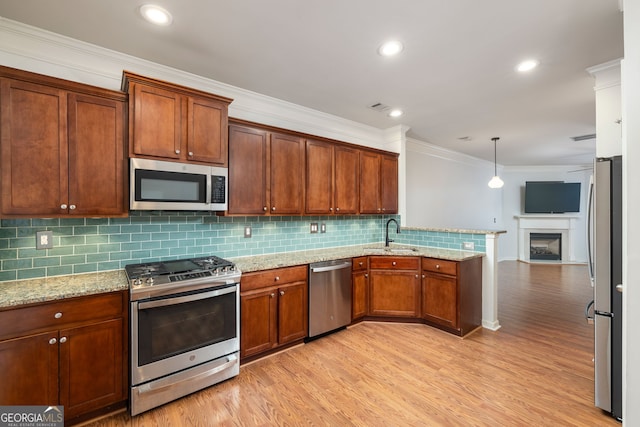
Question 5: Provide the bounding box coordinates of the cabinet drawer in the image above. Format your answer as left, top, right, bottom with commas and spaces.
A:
0, 292, 125, 340
369, 256, 419, 270
352, 257, 368, 272
422, 258, 458, 276
241, 265, 308, 292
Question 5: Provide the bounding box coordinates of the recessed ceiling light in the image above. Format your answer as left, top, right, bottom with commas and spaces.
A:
378, 41, 404, 57
516, 59, 539, 72
139, 4, 173, 26
388, 109, 403, 118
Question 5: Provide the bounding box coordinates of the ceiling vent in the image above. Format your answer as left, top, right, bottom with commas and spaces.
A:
571, 133, 596, 142
368, 102, 391, 113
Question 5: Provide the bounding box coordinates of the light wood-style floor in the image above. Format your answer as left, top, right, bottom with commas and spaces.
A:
85, 261, 620, 426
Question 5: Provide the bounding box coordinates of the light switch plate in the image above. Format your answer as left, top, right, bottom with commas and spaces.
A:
320, 223, 326, 233
36, 230, 53, 249
310, 223, 318, 233
462, 242, 475, 250
244, 226, 252, 238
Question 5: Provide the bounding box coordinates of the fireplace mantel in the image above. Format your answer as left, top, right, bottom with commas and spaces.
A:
514, 214, 580, 263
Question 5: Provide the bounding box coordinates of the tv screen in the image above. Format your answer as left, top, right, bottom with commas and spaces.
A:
524, 181, 581, 213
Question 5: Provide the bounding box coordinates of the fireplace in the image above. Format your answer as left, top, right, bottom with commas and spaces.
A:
530, 233, 562, 261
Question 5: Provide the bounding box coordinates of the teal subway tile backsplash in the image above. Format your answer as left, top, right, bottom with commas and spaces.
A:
0, 213, 487, 282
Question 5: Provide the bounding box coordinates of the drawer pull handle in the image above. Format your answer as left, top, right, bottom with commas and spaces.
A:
359, 262, 363, 267
59, 337, 67, 343
49, 338, 57, 345
392, 262, 396, 266
54, 312, 63, 319
275, 276, 280, 281
436, 264, 440, 269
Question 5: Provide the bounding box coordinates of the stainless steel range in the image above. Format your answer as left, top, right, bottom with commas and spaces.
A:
125, 256, 241, 416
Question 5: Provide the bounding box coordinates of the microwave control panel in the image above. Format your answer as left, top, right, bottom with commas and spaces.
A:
211, 176, 226, 203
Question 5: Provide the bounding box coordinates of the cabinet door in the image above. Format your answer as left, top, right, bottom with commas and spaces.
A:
0, 331, 58, 405
380, 155, 398, 214
334, 146, 359, 214
0, 78, 68, 216
270, 133, 304, 215
352, 270, 369, 320
359, 151, 381, 214
369, 271, 420, 317
277, 281, 308, 344
228, 125, 269, 215
188, 96, 228, 165
131, 83, 182, 159
422, 273, 458, 329
59, 318, 125, 419
305, 139, 333, 214
240, 288, 277, 358
68, 93, 126, 216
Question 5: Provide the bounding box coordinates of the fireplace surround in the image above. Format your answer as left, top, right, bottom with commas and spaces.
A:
515, 214, 579, 263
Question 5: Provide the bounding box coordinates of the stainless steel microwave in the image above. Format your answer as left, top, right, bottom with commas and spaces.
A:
130, 158, 227, 211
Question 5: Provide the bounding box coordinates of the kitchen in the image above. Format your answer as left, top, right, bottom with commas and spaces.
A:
1, 1, 639, 425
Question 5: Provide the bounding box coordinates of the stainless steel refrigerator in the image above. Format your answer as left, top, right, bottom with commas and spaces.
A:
587, 155, 623, 421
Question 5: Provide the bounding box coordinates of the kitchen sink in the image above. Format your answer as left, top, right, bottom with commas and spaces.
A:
364, 247, 419, 254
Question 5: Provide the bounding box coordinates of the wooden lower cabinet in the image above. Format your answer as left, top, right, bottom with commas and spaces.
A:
422, 256, 483, 336
240, 266, 308, 360
0, 291, 127, 423
351, 257, 368, 320
369, 256, 421, 317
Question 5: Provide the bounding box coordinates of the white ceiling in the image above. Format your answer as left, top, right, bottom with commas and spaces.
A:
0, 0, 623, 165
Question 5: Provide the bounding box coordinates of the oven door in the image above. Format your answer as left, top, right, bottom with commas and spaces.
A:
131, 283, 239, 386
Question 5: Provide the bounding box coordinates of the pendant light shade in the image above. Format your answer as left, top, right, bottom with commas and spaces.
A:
488, 137, 504, 189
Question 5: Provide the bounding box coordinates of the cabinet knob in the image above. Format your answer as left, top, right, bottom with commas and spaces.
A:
415, 274, 419, 279
54, 312, 63, 319
365, 274, 368, 278
280, 290, 285, 296
422, 274, 425, 279
175, 149, 181, 154
436, 264, 440, 269
69, 204, 76, 210
59, 336, 67, 343
188, 151, 194, 156
271, 207, 276, 211
392, 261, 396, 266
274, 276, 280, 281
382, 208, 386, 212
359, 262, 363, 267
263, 206, 268, 211
60, 204, 67, 209
330, 207, 333, 211
377, 208, 381, 212
336, 207, 340, 212
49, 338, 57, 345
270, 293, 275, 298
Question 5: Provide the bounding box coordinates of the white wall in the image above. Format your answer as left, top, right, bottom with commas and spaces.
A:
622, 1, 640, 423
499, 165, 592, 262
405, 138, 502, 230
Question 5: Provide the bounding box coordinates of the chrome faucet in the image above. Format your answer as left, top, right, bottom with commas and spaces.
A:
385, 218, 400, 247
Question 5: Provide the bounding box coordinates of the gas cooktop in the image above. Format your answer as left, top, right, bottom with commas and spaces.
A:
125, 255, 240, 299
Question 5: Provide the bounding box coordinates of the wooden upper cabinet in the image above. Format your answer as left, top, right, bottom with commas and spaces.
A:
305, 140, 358, 215
228, 122, 303, 215
359, 151, 398, 214
228, 124, 269, 215
0, 66, 127, 218
122, 71, 232, 166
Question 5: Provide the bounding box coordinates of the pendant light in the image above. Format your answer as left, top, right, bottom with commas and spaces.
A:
488, 137, 504, 189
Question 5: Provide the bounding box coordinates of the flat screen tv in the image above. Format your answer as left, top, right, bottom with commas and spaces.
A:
524, 181, 581, 213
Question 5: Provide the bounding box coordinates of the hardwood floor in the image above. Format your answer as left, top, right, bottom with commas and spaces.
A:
84, 261, 619, 426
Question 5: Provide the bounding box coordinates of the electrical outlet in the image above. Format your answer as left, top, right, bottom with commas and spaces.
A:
244, 225, 252, 238
310, 223, 318, 233
320, 223, 326, 233
36, 230, 53, 249
462, 242, 475, 250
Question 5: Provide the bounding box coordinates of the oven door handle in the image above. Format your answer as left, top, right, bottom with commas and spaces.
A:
138, 285, 237, 310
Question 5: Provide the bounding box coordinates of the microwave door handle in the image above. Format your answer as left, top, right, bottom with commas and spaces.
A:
206, 173, 212, 204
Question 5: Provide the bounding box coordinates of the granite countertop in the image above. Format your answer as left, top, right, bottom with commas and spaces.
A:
0, 270, 128, 309
0, 244, 482, 308
231, 243, 483, 273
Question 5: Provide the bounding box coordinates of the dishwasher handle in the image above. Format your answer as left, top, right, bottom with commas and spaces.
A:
310, 261, 352, 273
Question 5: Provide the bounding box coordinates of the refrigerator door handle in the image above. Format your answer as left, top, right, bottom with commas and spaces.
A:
586, 178, 595, 285
585, 300, 594, 324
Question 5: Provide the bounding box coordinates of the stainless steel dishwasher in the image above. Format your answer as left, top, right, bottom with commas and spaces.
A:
308, 259, 352, 339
